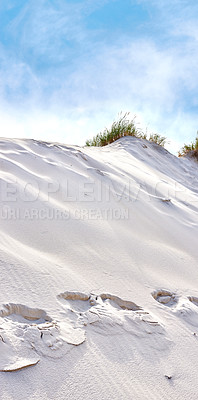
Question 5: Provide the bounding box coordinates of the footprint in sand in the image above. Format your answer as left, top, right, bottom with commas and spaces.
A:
0, 303, 52, 322
152, 290, 177, 307
0, 303, 48, 371
188, 296, 198, 307
0, 292, 168, 372
57, 291, 162, 338
152, 290, 198, 328
0, 302, 85, 371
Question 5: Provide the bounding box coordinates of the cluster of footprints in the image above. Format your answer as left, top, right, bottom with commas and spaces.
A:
0, 291, 162, 372
1, 290, 197, 372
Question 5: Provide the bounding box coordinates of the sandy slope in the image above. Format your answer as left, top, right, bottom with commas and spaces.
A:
0, 136, 198, 399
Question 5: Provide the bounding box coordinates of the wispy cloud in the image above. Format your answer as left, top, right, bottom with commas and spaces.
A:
3, 0, 109, 61
0, 0, 198, 154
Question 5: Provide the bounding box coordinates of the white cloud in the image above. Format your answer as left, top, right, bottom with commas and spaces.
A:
0, 0, 198, 154
1, 33, 198, 153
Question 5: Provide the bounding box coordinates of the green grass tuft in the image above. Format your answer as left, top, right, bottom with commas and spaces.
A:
178, 133, 198, 157
86, 112, 166, 148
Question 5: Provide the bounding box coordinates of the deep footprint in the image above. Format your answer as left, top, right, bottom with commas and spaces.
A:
58, 291, 91, 312
152, 292, 198, 328
58, 291, 142, 312
0, 302, 84, 370
0, 303, 52, 323
152, 290, 177, 306
58, 291, 161, 333
188, 296, 198, 306
100, 293, 142, 311
58, 291, 142, 313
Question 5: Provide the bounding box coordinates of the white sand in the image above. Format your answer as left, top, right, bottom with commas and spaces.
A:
0, 136, 198, 399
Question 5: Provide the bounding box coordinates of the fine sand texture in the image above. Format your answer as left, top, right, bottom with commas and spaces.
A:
0, 136, 198, 399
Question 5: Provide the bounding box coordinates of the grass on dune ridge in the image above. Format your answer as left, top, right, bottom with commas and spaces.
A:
85, 112, 167, 148
85, 112, 198, 161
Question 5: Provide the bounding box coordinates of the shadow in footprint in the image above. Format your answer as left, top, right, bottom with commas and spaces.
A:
188, 296, 198, 307
57, 291, 163, 336
152, 290, 177, 307
100, 293, 142, 311
152, 292, 198, 329
0, 301, 87, 372
58, 291, 91, 313
0, 302, 74, 370
0, 303, 52, 324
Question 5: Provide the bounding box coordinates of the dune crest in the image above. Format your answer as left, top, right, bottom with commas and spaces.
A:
0, 137, 198, 398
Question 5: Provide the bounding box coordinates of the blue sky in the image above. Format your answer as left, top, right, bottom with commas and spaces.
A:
0, 0, 198, 153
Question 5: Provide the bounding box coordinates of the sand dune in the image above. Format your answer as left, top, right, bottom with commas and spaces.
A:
0, 136, 198, 399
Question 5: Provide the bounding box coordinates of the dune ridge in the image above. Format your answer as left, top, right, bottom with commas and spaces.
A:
0, 136, 198, 399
